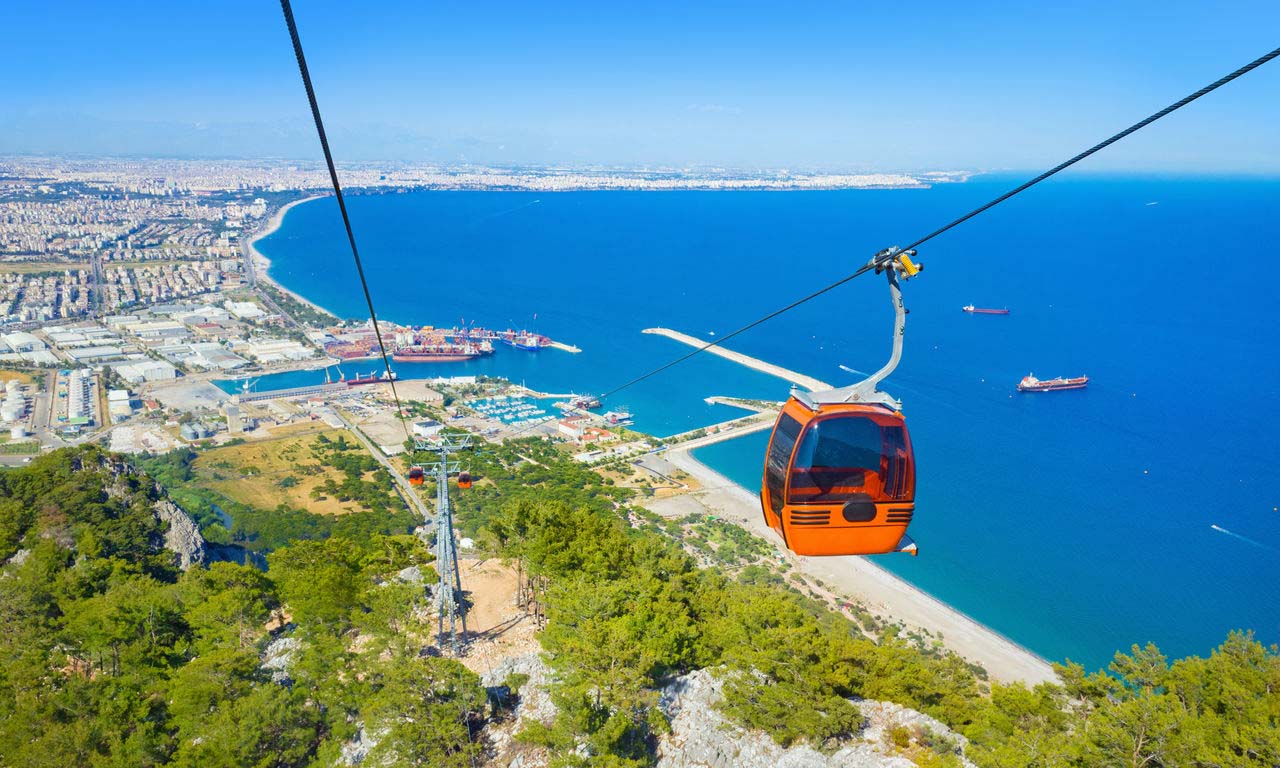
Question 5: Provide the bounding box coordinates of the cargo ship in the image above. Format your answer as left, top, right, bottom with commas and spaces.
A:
326, 343, 381, 360
392, 343, 484, 363
346, 370, 397, 386
496, 329, 549, 349
1018, 373, 1088, 392
963, 305, 1011, 315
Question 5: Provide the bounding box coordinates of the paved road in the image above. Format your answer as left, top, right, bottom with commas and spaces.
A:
335, 411, 432, 523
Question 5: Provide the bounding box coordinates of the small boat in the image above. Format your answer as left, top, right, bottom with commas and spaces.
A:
603, 409, 633, 426
963, 305, 1010, 315
1018, 373, 1088, 392
569, 394, 601, 409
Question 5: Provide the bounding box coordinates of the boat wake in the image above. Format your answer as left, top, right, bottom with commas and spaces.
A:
1210, 524, 1275, 552
475, 199, 542, 224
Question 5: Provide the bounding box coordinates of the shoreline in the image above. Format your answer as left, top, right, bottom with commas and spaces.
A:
241, 198, 1050, 682
244, 195, 343, 319
644, 327, 831, 392
656, 446, 1059, 687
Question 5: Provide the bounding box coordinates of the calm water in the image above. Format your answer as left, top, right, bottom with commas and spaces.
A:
252, 177, 1280, 670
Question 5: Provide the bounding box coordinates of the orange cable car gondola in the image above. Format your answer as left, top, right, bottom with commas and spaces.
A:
761, 249, 921, 557
457, 471, 472, 490
407, 465, 425, 486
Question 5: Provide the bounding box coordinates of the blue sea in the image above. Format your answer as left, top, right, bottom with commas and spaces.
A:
248, 176, 1280, 670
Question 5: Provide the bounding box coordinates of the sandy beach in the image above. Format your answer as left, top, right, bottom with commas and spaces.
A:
651, 446, 1059, 687
243, 195, 342, 318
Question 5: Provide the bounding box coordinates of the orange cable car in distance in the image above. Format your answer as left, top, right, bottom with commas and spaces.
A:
407, 465, 425, 486
761, 248, 921, 557
457, 471, 473, 490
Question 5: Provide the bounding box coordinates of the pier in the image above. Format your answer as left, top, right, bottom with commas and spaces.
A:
236, 382, 348, 402
643, 327, 830, 392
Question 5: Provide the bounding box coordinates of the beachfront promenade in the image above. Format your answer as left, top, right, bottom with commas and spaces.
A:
643, 327, 831, 392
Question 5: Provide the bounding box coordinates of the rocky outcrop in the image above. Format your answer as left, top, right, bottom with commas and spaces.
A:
472, 656, 976, 768
481, 653, 558, 767
261, 635, 301, 686
658, 671, 900, 768
656, 669, 975, 768
337, 724, 390, 766
92, 452, 207, 571
856, 699, 974, 766
394, 565, 424, 586
154, 498, 206, 570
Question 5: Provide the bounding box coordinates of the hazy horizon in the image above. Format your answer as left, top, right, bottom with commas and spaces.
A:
3, 1, 1279, 172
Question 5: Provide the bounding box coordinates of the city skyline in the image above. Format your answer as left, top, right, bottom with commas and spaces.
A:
3, 1, 1279, 172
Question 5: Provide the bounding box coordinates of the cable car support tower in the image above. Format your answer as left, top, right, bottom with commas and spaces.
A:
416, 435, 471, 656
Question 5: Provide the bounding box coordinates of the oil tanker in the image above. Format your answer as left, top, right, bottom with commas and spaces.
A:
1018, 373, 1088, 392
963, 305, 1011, 315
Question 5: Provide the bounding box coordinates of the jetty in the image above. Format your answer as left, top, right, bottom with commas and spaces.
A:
643, 328, 830, 392
234, 382, 347, 403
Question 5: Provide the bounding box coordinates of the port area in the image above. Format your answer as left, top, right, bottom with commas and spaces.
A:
642, 327, 830, 392
321, 321, 580, 360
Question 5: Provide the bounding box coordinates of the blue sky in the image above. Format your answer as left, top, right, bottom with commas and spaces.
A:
2, 1, 1278, 171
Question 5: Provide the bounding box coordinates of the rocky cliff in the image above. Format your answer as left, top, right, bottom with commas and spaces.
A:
153, 497, 207, 570
476, 655, 975, 768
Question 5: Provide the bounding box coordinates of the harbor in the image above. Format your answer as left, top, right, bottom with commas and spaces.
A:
322, 322, 579, 362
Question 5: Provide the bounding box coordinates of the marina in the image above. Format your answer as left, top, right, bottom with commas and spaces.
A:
465, 395, 556, 426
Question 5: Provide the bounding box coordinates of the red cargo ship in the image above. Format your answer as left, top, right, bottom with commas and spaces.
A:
346, 370, 397, 386
962, 305, 1010, 315
1017, 373, 1088, 392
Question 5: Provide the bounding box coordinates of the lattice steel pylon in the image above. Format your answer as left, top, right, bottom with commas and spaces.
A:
414, 435, 471, 656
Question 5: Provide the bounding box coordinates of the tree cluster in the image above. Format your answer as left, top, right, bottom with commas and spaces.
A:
0, 447, 481, 767
464, 438, 1279, 767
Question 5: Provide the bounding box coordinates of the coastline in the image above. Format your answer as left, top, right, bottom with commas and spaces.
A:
654, 446, 1059, 687
243, 194, 342, 318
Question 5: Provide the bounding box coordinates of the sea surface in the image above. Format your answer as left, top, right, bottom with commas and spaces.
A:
249, 176, 1280, 670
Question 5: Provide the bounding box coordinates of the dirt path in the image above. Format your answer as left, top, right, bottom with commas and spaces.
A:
456, 558, 541, 679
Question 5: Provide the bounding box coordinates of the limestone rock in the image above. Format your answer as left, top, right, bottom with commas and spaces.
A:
656, 669, 972, 768
336, 724, 389, 766
154, 498, 206, 570
394, 565, 423, 585
482, 653, 557, 767
261, 635, 301, 685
